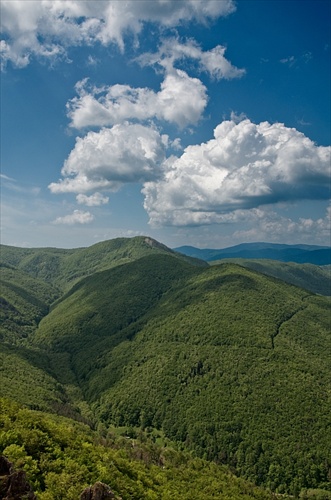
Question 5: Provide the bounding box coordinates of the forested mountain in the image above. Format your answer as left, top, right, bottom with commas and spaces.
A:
175, 242, 331, 265
174, 243, 331, 295
0, 264, 59, 342
0, 398, 276, 500
0, 236, 206, 292
0, 237, 330, 499
210, 260, 331, 296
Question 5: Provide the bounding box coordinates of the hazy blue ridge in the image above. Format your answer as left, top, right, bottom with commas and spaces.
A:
174, 242, 331, 264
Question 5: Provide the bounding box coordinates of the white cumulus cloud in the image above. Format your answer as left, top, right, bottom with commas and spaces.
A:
49, 123, 166, 194
76, 192, 109, 206
137, 37, 245, 80
67, 69, 207, 129
228, 205, 331, 245
1, 0, 235, 68
53, 210, 94, 225
142, 118, 331, 226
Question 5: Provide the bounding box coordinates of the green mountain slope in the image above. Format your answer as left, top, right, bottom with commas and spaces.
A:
211, 259, 331, 296
0, 265, 91, 420
0, 246, 76, 285
0, 238, 204, 421
31, 254, 331, 495
0, 398, 275, 500
33, 254, 198, 351
1, 238, 331, 496
0, 264, 59, 343
0, 236, 205, 292
54, 236, 206, 290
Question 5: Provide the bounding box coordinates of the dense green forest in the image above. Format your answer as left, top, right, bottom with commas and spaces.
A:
210, 259, 331, 296
0, 237, 330, 498
0, 398, 279, 499
0, 237, 205, 292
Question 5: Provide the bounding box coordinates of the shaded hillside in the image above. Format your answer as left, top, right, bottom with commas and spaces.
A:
211, 259, 331, 296
0, 238, 203, 420
33, 254, 200, 354
175, 242, 331, 265
0, 265, 90, 420
0, 246, 75, 285
0, 264, 59, 343
32, 254, 331, 495
0, 344, 80, 417
0, 236, 206, 292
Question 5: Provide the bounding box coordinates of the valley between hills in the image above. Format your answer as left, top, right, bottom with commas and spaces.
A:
0, 236, 330, 499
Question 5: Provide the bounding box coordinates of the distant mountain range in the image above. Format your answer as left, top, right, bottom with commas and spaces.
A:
174, 242, 331, 265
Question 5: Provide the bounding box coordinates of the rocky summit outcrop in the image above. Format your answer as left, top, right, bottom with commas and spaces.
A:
80, 481, 121, 500
0, 455, 37, 500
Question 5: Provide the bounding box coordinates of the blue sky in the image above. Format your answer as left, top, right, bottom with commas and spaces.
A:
1, 0, 330, 249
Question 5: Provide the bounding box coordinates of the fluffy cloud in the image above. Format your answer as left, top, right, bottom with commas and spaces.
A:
172, 204, 331, 248
67, 69, 207, 129
228, 205, 331, 245
49, 123, 166, 194
137, 37, 245, 80
142, 119, 331, 226
76, 192, 109, 206
65, 37, 243, 130
1, 0, 235, 67
53, 210, 94, 225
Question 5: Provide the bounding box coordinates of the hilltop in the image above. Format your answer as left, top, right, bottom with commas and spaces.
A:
0, 236, 206, 291
175, 242, 331, 295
